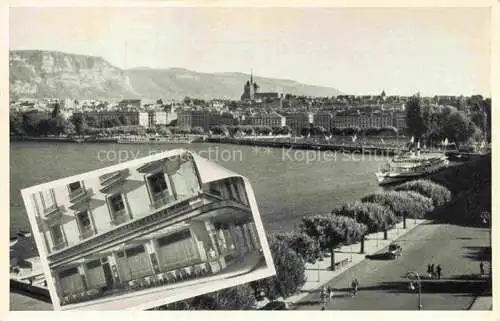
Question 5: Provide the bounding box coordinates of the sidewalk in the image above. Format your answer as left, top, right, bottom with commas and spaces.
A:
286, 219, 428, 303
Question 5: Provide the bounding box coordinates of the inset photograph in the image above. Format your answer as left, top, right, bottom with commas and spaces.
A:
21, 150, 275, 310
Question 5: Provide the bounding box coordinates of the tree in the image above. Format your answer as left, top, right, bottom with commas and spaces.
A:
119, 114, 131, 126
85, 115, 98, 128
332, 202, 394, 235
378, 126, 398, 136
401, 191, 435, 219
364, 127, 380, 136
301, 215, 366, 270
250, 235, 306, 299
191, 126, 205, 135
10, 113, 24, 136
70, 113, 88, 135
394, 180, 451, 207
274, 232, 320, 263
51, 102, 62, 118
405, 95, 425, 139
158, 284, 256, 310
361, 191, 419, 229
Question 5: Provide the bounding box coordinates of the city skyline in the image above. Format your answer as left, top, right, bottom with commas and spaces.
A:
10, 7, 490, 97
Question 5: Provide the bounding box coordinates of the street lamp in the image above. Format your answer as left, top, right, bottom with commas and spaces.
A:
407, 272, 423, 310
317, 239, 321, 282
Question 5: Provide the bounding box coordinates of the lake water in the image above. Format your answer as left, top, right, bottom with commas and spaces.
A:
10, 142, 388, 235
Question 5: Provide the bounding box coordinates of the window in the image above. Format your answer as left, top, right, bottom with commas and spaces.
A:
168, 160, 199, 200
76, 210, 94, 239
147, 172, 168, 199
108, 194, 126, 215
68, 181, 84, 199
107, 194, 129, 225
76, 210, 92, 230
39, 188, 56, 210
50, 225, 65, 248
68, 181, 82, 193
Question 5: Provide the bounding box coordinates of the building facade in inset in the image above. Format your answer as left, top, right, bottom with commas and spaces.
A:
29, 152, 263, 308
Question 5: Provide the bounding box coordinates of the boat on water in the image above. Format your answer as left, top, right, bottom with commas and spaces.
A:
117, 135, 195, 144
375, 149, 449, 185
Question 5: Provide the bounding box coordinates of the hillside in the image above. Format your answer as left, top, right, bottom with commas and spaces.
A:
9, 50, 343, 100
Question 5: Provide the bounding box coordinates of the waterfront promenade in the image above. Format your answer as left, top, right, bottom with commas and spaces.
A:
291, 222, 492, 310
285, 219, 426, 303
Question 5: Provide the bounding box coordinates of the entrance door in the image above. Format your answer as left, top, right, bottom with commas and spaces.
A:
102, 263, 114, 291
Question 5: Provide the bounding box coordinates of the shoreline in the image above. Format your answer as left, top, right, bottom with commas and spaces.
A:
12, 135, 488, 158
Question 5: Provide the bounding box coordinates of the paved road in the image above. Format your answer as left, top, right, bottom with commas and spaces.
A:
295, 223, 491, 310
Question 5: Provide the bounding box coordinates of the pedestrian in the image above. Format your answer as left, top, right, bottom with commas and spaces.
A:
320, 286, 327, 304
430, 264, 435, 279
427, 264, 431, 274
329, 286, 334, 302
436, 265, 442, 280
480, 261, 485, 275
351, 279, 356, 296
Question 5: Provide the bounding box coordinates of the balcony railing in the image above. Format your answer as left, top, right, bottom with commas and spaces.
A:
79, 228, 95, 240
52, 240, 68, 252
42, 205, 64, 220
110, 210, 129, 226
99, 169, 131, 193
68, 188, 94, 205
149, 192, 174, 210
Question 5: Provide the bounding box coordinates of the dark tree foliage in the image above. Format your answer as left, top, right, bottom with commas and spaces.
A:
250, 235, 306, 300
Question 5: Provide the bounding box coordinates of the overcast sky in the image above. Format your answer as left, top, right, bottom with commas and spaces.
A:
10, 7, 491, 96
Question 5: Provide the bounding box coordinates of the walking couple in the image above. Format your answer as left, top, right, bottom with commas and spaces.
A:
427, 263, 442, 279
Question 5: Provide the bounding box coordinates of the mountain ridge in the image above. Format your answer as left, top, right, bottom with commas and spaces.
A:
9, 50, 344, 100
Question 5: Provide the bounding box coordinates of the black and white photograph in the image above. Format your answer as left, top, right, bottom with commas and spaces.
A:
9, 3, 493, 312
19, 150, 274, 310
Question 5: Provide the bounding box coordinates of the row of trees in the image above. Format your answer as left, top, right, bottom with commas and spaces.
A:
10, 110, 147, 137
405, 95, 490, 145
154, 179, 452, 310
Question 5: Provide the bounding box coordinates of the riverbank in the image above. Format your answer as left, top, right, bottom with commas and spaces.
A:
206, 136, 402, 156
10, 135, 205, 144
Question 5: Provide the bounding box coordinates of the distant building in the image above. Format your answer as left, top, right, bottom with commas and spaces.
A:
284, 112, 313, 135
392, 111, 407, 133
240, 73, 280, 104
333, 111, 360, 129
313, 112, 334, 132
118, 99, 141, 110
358, 112, 392, 129
247, 112, 285, 127
177, 110, 236, 130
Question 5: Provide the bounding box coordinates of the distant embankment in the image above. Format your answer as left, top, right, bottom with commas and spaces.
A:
205, 137, 401, 156
429, 154, 491, 226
